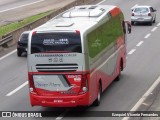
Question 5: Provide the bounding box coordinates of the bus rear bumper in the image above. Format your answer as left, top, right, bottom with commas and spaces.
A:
30, 93, 89, 107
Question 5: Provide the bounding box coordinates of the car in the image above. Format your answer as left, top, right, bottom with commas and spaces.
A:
17, 31, 30, 57
131, 5, 156, 26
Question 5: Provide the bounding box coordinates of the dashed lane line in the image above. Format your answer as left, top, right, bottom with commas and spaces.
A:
151, 27, 158, 32
157, 22, 160, 27
136, 41, 144, 47
144, 33, 151, 39
128, 49, 136, 55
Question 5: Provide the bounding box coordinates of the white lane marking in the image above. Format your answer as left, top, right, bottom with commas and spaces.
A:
131, 4, 138, 10
0, 49, 17, 61
157, 22, 160, 27
151, 27, 157, 32
6, 81, 28, 96
136, 41, 144, 47
122, 76, 160, 120
97, 0, 106, 5
0, 0, 45, 13
144, 33, 151, 39
128, 49, 136, 55
56, 110, 69, 120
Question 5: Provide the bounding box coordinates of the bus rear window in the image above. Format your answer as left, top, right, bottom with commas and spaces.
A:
31, 32, 82, 54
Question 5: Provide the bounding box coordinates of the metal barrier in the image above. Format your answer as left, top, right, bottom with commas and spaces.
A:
0, 34, 13, 47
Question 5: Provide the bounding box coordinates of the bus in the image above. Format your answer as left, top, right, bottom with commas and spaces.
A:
27, 5, 131, 107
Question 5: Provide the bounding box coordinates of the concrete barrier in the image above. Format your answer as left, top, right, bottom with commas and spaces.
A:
0, 0, 97, 51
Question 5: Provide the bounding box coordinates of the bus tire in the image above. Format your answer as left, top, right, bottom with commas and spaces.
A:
115, 71, 121, 81
115, 60, 122, 81
94, 83, 102, 106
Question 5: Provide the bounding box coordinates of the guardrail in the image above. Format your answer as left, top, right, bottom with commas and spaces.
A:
0, 34, 13, 47
0, 0, 97, 51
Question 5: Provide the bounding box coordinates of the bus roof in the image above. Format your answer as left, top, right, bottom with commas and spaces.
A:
33, 5, 121, 33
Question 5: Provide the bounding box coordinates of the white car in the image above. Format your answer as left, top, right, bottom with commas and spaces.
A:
131, 6, 156, 26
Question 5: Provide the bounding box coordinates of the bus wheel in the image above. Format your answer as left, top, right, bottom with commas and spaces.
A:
94, 83, 102, 106
115, 61, 122, 81
115, 70, 121, 81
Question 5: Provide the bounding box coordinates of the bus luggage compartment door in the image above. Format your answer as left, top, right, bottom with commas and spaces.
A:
33, 74, 82, 96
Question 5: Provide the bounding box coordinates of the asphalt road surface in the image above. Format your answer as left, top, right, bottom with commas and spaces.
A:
0, 0, 160, 120
0, 0, 75, 25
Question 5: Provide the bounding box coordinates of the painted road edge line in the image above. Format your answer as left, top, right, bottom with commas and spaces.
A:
6, 81, 28, 96
136, 41, 144, 47
0, 49, 17, 61
0, 0, 45, 13
122, 76, 160, 120
144, 33, 151, 39
97, 0, 106, 5
151, 27, 157, 32
128, 49, 136, 55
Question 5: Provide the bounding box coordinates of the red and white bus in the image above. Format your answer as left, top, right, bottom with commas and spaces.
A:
27, 5, 131, 107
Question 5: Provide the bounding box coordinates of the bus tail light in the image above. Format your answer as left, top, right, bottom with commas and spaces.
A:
28, 73, 37, 95
32, 31, 37, 35
75, 30, 80, 34
79, 74, 88, 94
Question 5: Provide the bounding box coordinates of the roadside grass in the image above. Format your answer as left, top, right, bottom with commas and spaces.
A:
0, 11, 52, 37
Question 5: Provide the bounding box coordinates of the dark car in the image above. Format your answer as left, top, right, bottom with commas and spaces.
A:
17, 31, 30, 57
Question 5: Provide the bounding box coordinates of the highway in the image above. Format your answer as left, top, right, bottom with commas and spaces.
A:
0, 0, 75, 25
0, 0, 160, 120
